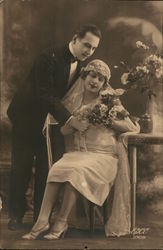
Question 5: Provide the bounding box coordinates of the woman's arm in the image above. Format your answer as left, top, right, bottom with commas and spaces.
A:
61, 116, 89, 135
111, 116, 140, 133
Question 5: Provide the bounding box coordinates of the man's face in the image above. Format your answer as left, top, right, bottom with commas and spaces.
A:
72, 32, 100, 61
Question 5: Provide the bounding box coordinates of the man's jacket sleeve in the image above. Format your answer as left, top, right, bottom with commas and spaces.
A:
33, 53, 71, 126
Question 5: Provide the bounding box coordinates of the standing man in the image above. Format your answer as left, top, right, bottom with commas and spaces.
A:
7, 24, 101, 230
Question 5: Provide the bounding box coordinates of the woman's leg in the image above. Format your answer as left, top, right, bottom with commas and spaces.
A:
57, 182, 78, 221
22, 182, 62, 239
32, 182, 62, 230
44, 182, 78, 239
49, 182, 78, 235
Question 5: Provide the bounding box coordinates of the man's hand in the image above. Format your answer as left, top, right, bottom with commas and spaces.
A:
68, 116, 89, 132
60, 125, 75, 136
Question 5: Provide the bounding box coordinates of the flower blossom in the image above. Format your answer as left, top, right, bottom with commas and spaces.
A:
119, 41, 163, 98
136, 65, 149, 74
112, 97, 122, 106
108, 104, 123, 119
155, 67, 163, 79
121, 73, 129, 85
109, 104, 129, 120
145, 54, 162, 66
100, 88, 115, 96
99, 104, 108, 116
136, 41, 149, 50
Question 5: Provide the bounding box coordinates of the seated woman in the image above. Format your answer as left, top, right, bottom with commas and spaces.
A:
22, 59, 140, 240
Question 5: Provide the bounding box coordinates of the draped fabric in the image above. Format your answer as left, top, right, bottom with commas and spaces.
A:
43, 76, 140, 236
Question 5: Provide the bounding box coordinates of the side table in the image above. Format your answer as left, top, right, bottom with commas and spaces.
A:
128, 133, 163, 233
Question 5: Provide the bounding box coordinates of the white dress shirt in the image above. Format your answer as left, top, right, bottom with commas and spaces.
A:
68, 42, 78, 86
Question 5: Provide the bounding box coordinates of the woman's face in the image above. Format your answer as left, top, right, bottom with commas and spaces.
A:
84, 70, 105, 94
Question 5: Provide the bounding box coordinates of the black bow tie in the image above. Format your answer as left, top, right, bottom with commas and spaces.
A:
66, 46, 79, 63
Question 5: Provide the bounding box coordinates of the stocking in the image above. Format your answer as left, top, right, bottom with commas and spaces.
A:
57, 182, 78, 221
32, 182, 61, 230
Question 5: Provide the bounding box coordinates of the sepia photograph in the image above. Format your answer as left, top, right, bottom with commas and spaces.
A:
0, 0, 163, 249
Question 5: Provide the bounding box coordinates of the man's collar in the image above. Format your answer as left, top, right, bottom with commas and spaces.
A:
69, 42, 78, 63
69, 42, 76, 57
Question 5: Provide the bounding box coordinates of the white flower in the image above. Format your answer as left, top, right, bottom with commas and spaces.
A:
136, 66, 141, 71
114, 88, 125, 96
143, 66, 149, 73
100, 88, 115, 96
112, 97, 122, 106
112, 105, 124, 112
108, 105, 123, 119
100, 104, 108, 116
136, 41, 149, 50
145, 54, 161, 65
155, 67, 163, 79
136, 65, 149, 73
108, 108, 117, 119
136, 41, 143, 48
121, 73, 129, 85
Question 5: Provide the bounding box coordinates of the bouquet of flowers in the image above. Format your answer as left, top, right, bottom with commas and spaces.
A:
74, 88, 130, 129
119, 41, 163, 99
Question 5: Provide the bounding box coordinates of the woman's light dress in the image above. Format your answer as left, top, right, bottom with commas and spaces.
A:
45, 77, 140, 236
47, 103, 118, 206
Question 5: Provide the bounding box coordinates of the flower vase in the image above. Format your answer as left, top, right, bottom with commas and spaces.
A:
139, 97, 153, 133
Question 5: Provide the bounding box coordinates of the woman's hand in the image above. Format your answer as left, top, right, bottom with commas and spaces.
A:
61, 116, 89, 135
68, 116, 89, 132
60, 125, 75, 135
79, 120, 90, 133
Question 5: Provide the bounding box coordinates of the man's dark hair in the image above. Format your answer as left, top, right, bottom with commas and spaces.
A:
74, 24, 102, 39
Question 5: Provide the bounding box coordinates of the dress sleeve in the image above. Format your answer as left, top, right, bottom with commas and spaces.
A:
111, 116, 140, 133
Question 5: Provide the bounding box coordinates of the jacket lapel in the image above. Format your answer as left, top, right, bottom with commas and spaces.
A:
57, 44, 81, 93
67, 61, 81, 91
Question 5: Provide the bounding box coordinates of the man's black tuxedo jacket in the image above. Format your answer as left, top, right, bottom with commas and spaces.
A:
7, 45, 81, 136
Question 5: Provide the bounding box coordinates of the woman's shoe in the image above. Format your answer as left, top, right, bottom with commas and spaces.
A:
44, 219, 68, 240
22, 223, 50, 240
